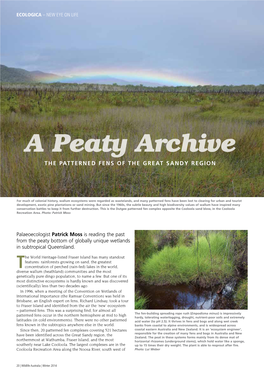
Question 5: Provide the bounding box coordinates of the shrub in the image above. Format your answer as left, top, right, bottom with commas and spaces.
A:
246, 98, 260, 107
157, 230, 194, 250
9, 105, 17, 113
20, 103, 31, 113
157, 230, 181, 249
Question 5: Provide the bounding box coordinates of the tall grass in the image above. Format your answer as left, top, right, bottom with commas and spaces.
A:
235, 279, 248, 309
135, 292, 149, 309
135, 231, 157, 271
1, 91, 263, 197
141, 233, 234, 286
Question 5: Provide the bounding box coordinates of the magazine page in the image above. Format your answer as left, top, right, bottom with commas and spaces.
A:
1, 1, 263, 372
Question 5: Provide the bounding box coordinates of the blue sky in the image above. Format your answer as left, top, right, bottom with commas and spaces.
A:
1, 1, 264, 85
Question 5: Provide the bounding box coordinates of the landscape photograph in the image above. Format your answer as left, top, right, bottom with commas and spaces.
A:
135, 230, 248, 310
1, 1, 263, 197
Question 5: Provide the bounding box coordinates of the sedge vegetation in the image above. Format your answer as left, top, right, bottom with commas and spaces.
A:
234, 279, 248, 309
135, 292, 148, 309
1, 90, 263, 197
140, 233, 234, 286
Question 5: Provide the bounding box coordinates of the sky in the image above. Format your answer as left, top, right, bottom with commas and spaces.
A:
1, 1, 264, 86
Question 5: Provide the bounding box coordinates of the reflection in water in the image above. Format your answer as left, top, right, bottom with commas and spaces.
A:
136, 283, 217, 309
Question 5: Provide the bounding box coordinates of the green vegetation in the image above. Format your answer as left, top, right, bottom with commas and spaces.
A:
135, 231, 248, 309
0, 65, 62, 84
141, 233, 234, 286
1, 89, 263, 197
135, 231, 157, 272
135, 292, 148, 309
156, 230, 194, 250
0, 65, 36, 83
2, 79, 264, 93
235, 279, 248, 309
135, 230, 195, 271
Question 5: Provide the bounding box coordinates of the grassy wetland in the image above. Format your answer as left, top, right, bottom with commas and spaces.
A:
1, 88, 263, 197
135, 230, 248, 310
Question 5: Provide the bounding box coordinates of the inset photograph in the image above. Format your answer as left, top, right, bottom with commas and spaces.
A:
135, 230, 248, 310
